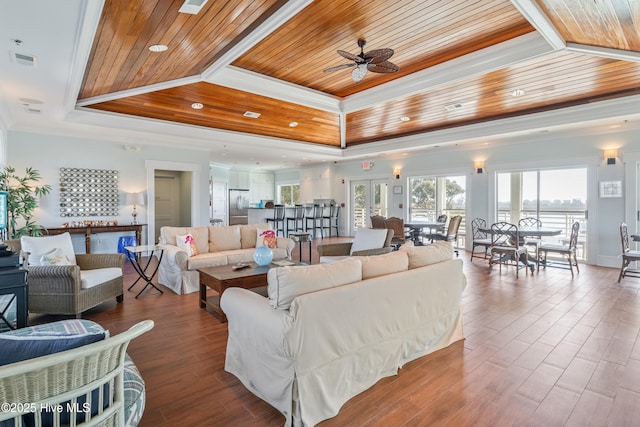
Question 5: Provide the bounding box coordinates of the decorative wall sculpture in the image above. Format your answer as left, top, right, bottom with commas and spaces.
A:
59, 168, 119, 217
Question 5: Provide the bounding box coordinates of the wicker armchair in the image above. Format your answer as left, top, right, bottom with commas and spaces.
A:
317, 228, 394, 261
11, 235, 125, 318
0, 319, 153, 427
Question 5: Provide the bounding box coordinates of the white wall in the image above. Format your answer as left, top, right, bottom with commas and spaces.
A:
7, 131, 210, 252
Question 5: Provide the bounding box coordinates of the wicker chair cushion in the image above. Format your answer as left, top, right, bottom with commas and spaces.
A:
80, 267, 123, 289
0, 322, 107, 366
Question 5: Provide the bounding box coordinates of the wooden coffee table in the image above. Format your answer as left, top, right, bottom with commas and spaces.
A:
198, 260, 302, 322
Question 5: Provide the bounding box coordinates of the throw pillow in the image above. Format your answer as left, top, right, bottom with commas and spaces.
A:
40, 247, 73, 266
209, 225, 242, 252
0, 330, 108, 366
21, 233, 77, 266
258, 229, 277, 248
176, 234, 198, 257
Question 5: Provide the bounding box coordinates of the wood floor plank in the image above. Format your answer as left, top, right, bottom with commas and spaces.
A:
25, 237, 640, 426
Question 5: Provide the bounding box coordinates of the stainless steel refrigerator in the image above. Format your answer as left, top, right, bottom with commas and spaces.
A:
229, 189, 249, 225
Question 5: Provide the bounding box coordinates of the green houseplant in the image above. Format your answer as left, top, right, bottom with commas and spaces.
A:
0, 166, 52, 238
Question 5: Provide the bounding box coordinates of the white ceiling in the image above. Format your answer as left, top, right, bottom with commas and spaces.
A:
1, 0, 640, 171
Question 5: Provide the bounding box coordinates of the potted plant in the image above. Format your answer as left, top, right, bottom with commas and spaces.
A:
0, 166, 52, 238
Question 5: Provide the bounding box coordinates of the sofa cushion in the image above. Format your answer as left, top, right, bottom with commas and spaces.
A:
349, 228, 389, 255
160, 226, 188, 247
176, 233, 198, 257
400, 241, 453, 269
267, 257, 362, 310
354, 250, 409, 280
209, 225, 242, 252
240, 223, 271, 249
21, 233, 77, 266
186, 227, 209, 254
40, 247, 73, 266
80, 268, 122, 289
187, 252, 230, 270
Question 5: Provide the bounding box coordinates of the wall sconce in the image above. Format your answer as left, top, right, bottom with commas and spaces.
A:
393, 168, 402, 180
126, 192, 145, 225
604, 148, 618, 165
474, 161, 485, 174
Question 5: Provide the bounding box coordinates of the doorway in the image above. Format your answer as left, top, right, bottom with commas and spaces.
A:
154, 170, 192, 240
146, 160, 200, 246
350, 179, 389, 233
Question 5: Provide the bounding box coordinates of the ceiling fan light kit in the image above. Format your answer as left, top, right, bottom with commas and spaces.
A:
324, 39, 399, 82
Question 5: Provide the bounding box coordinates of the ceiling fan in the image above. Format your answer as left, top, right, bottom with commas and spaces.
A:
323, 39, 399, 82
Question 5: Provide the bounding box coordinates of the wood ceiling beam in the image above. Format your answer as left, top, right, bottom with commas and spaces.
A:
566, 43, 640, 63
200, 0, 313, 81
510, 0, 565, 50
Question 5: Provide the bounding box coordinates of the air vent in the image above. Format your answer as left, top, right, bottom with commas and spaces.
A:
444, 102, 463, 111
243, 111, 261, 119
179, 0, 208, 14
12, 52, 37, 67
25, 107, 42, 114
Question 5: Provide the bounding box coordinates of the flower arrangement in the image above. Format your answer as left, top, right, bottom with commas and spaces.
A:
260, 229, 277, 248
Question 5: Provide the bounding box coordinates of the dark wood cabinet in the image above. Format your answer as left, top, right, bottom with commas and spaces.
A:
0, 260, 28, 329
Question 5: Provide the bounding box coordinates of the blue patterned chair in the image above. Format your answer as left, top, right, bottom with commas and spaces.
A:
0, 319, 152, 427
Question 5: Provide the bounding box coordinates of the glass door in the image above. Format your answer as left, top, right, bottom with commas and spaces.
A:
350, 179, 389, 233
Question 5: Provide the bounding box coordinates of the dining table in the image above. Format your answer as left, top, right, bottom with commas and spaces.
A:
404, 221, 446, 245
479, 225, 563, 272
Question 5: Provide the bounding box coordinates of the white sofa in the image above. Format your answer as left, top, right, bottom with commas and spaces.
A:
220, 242, 466, 426
158, 224, 295, 294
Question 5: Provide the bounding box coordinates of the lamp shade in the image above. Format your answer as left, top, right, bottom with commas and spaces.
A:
126, 192, 144, 206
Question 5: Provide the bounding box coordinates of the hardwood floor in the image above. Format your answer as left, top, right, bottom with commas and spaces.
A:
29, 238, 640, 426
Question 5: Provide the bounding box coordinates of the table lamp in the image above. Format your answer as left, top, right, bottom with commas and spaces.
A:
126, 192, 144, 224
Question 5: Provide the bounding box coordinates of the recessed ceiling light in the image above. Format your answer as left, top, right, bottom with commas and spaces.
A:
400, 116, 410, 122
148, 44, 168, 52
289, 122, 298, 127
243, 111, 261, 118
178, 0, 209, 14
191, 102, 203, 109
511, 89, 525, 97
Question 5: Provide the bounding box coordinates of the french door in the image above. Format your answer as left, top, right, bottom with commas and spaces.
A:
350, 179, 389, 233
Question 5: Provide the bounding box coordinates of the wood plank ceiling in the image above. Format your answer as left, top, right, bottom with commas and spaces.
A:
80, 0, 640, 150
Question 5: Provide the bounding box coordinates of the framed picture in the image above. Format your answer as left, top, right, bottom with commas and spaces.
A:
393, 186, 402, 194
599, 181, 622, 198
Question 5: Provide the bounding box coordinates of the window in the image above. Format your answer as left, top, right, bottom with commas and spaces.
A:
278, 184, 300, 205
496, 167, 587, 259
408, 175, 466, 245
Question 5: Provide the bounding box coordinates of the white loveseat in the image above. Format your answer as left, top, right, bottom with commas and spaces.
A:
158, 224, 294, 294
221, 242, 466, 426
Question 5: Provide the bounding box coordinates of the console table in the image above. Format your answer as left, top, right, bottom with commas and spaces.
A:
45, 224, 145, 254
0, 260, 28, 330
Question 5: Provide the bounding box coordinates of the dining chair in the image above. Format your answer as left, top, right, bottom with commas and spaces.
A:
426, 215, 462, 256
266, 204, 286, 236
384, 216, 407, 250
518, 217, 543, 269
470, 218, 492, 262
618, 223, 640, 282
538, 221, 580, 277
286, 205, 305, 236
436, 214, 448, 232
370, 215, 386, 229
489, 222, 529, 278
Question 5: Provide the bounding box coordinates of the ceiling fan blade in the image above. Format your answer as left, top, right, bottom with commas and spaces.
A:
337, 50, 365, 63
352, 64, 368, 82
323, 63, 355, 73
368, 61, 399, 73
363, 48, 394, 64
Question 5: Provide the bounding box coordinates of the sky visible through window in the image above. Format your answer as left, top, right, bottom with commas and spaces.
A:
498, 168, 587, 207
